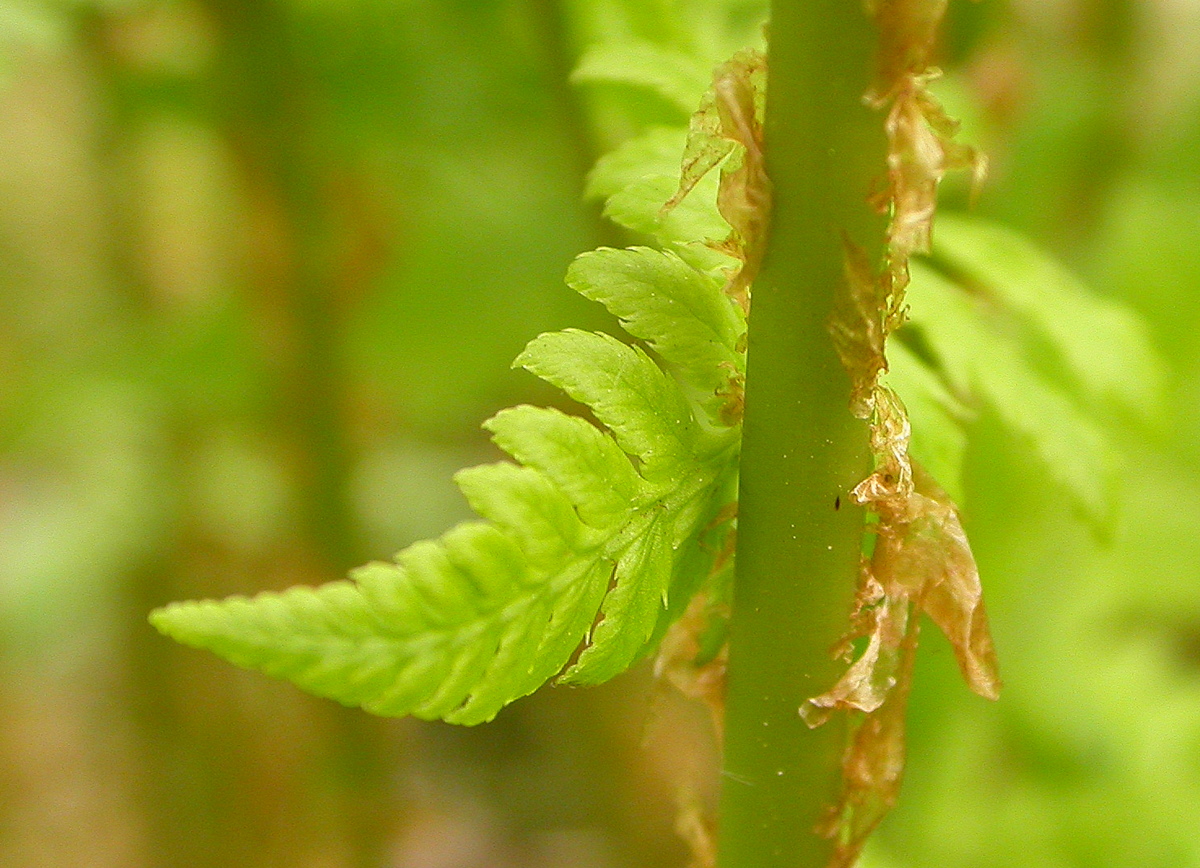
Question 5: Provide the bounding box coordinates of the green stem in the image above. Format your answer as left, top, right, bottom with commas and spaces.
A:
717, 2, 885, 867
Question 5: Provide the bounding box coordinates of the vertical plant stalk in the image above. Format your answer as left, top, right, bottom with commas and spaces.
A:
717, 1, 886, 866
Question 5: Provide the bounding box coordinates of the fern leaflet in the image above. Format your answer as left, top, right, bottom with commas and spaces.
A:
152, 246, 743, 724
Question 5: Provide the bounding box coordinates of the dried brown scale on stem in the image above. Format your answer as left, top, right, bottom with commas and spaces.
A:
656, 579, 730, 868
654, 503, 736, 738
867, 0, 986, 296
674, 787, 720, 868
814, 609, 919, 868
806, 2, 1000, 865
829, 236, 892, 420
655, 590, 730, 740
662, 49, 771, 319
715, 363, 746, 427
655, 513, 734, 868
654, 518, 733, 868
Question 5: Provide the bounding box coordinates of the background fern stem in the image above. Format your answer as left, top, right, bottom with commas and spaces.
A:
201, 1, 396, 863
716, 2, 886, 866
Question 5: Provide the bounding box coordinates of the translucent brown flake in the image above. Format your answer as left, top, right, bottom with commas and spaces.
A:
867, 0, 986, 297
662, 49, 770, 316
810, 3, 999, 865
656, 589, 730, 739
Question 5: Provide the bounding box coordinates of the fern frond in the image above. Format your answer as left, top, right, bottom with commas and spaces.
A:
906, 257, 1120, 523
483, 405, 640, 531
586, 127, 688, 202
586, 125, 736, 273
566, 247, 745, 421
604, 172, 732, 250
932, 216, 1165, 422
514, 329, 699, 474
153, 238, 742, 723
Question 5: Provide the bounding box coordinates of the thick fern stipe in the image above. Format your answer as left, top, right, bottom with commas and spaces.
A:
151, 245, 744, 725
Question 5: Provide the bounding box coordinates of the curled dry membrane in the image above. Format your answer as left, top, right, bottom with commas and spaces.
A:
662, 48, 770, 321
813, 1, 999, 866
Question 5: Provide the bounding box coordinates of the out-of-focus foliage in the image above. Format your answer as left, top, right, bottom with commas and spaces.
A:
1, 1, 1199, 867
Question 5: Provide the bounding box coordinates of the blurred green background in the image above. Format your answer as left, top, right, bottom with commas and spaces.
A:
1, 0, 1198, 866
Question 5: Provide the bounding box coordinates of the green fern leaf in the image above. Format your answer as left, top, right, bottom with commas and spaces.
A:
152, 240, 743, 723
566, 247, 745, 420
571, 41, 712, 116
514, 329, 699, 475
906, 258, 1120, 523
586, 127, 736, 278
585, 127, 688, 202
932, 216, 1165, 422
603, 171, 731, 248
483, 405, 640, 531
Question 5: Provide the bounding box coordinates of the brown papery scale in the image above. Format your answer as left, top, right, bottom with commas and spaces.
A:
805, 3, 1000, 866
662, 49, 770, 319
659, 50, 768, 429
867, 0, 986, 291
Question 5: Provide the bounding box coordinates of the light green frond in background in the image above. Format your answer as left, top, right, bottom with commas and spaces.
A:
572, 41, 713, 116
